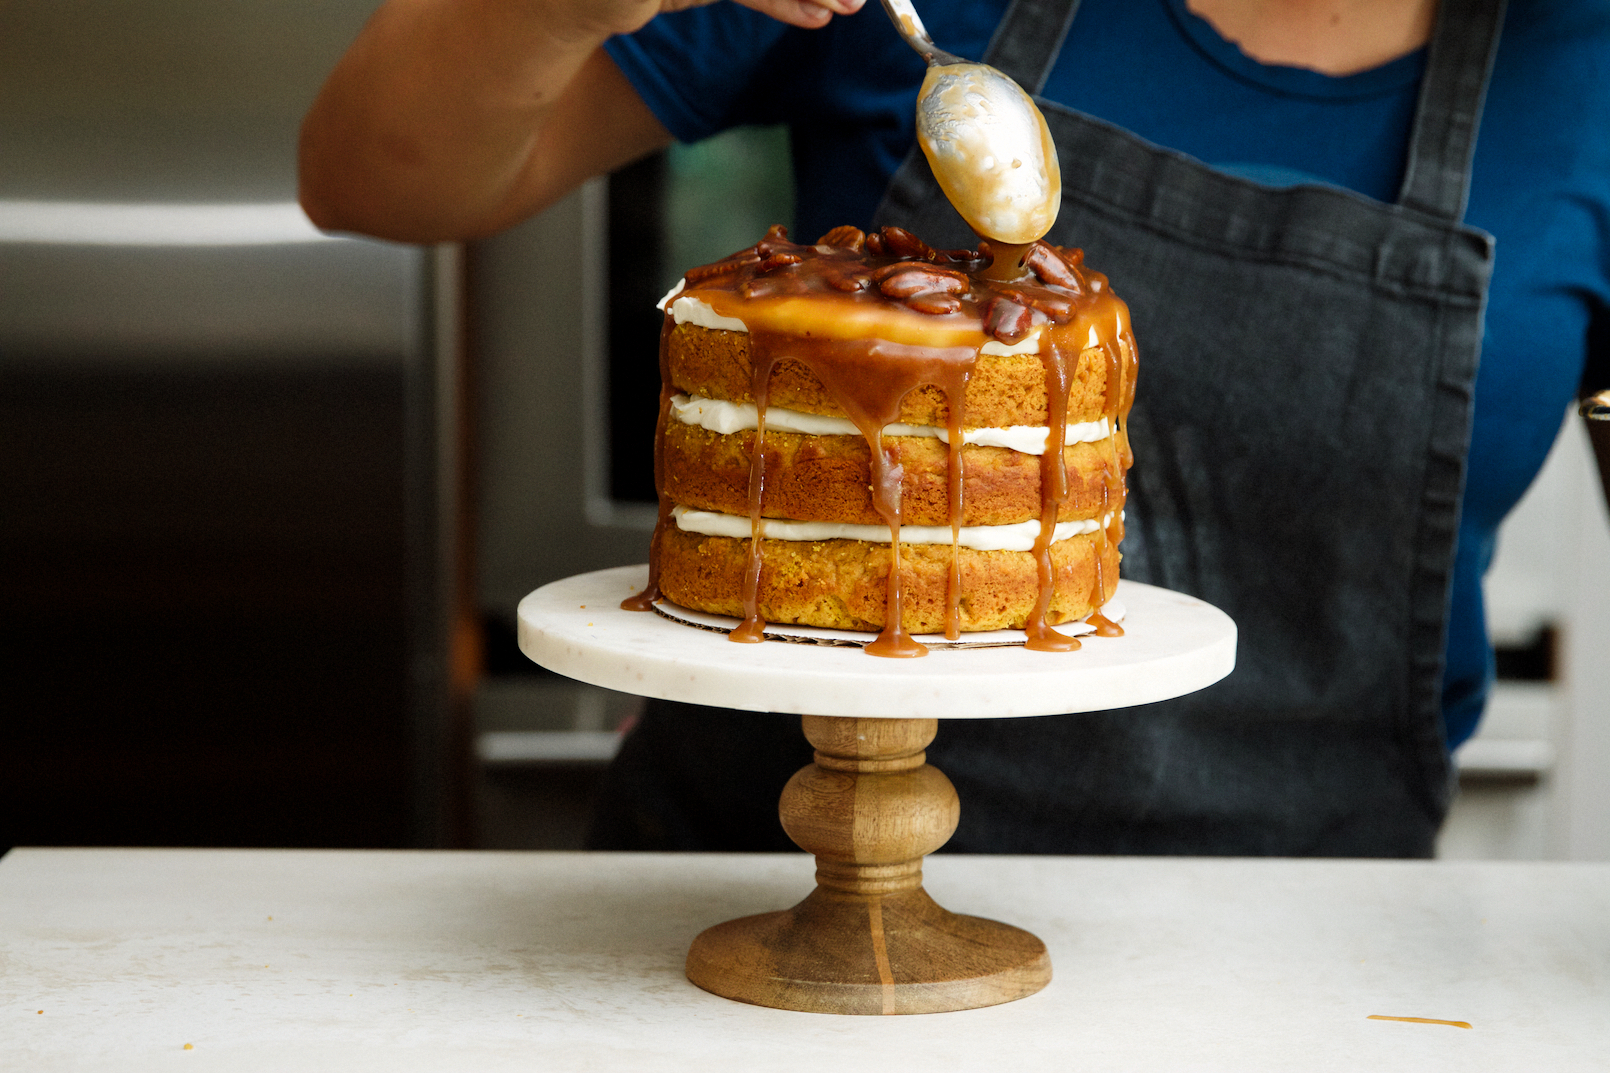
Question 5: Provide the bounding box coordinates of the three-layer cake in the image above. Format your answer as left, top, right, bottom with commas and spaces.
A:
630, 224, 1136, 656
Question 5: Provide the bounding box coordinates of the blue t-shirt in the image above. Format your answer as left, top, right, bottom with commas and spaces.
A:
606, 0, 1610, 748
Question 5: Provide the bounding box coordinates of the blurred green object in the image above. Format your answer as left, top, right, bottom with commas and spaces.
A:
662, 126, 795, 296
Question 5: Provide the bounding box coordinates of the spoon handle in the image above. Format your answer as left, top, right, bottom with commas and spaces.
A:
878, 0, 965, 66
1582, 389, 1610, 421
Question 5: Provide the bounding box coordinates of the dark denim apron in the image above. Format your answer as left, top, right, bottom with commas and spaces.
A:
589, 0, 1503, 857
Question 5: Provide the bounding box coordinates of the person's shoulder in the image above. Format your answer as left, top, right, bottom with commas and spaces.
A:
1489, 0, 1610, 137
603, 4, 796, 141
1499, 0, 1610, 64
610, 2, 793, 72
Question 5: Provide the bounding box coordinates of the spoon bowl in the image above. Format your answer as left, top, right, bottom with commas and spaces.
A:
880, 0, 1061, 246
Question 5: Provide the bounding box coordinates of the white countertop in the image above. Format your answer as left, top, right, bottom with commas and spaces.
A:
2, 849, 1606, 1071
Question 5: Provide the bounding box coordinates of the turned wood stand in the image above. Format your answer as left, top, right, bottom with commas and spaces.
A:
518, 565, 1235, 1016
686, 714, 1048, 1013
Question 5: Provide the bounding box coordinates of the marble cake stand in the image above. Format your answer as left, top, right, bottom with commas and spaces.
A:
517, 564, 1236, 1016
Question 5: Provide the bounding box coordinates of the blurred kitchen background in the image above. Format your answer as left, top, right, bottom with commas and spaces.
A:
3, 1, 1607, 860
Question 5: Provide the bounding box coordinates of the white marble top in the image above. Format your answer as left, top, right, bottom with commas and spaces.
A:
517, 566, 1236, 718
3, 849, 1606, 1071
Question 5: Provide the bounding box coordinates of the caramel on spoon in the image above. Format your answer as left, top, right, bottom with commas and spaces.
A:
880, 0, 1061, 265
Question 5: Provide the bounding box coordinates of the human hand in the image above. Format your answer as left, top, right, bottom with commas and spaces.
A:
583, 0, 865, 38
711, 0, 867, 29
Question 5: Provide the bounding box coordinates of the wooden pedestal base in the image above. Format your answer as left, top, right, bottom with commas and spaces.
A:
685, 716, 1051, 1015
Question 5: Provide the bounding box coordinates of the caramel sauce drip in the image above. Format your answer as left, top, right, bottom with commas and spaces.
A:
637, 224, 1137, 656
1084, 332, 1133, 638
944, 361, 970, 641
754, 332, 976, 658
730, 346, 781, 643
1022, 335, 1080, 652
622, 314, 678, 612
978, 240, 1033, 283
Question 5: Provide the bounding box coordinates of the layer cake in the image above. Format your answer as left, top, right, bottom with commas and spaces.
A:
625, 224, 1136, 657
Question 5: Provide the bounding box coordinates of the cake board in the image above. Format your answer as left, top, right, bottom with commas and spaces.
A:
517, 564, 1236, 1015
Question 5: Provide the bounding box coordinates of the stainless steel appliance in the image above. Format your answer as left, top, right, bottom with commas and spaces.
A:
1, 0, 461, 847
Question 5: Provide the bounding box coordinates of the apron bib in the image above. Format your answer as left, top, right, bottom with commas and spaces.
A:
590, 0, 1504, 857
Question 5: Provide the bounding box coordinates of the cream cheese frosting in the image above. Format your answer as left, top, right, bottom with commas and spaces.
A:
672, 504, 1114, 553
664, 290, 1046, 356
669, 393, 1108, 454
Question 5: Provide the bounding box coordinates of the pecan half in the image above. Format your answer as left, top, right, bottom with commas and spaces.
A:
906, 293, 962, 315
683, 254, 758, 283
1024, 243, 1084, 293
741, 278, 788, 299
984, 297, 1036, 342
758, 252, 804, 273
879, 266, 969, 298
879, 226, 937, 262
997, 284, 1073, 319
816, 225, 867, 252
755, 237, 798, 258
936, 248, 987, 272
824, 269, 873, 293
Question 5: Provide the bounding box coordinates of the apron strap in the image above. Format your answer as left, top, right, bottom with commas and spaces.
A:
1396, 0, 1508, 222
981, 0, 1081, 96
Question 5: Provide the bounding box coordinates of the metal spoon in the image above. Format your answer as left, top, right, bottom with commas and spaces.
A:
1582, 389, 1610, 421
880, 0, 1061, 248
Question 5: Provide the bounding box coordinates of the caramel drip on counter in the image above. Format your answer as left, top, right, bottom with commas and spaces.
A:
622, 313, 678, 612
634, 225, 1136, 656
1365, 1016, 1473, 1030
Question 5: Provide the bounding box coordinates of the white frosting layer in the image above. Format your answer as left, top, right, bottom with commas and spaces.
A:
669, 394, 1108, 454
670, 294, 746, 332
656, 279, 685, 311
672, 505, 1112, 553
666, 293, 1043, 356
980, 330, 1042, 356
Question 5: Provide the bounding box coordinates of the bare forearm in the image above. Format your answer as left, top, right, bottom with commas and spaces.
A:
300, 0, 860, 242
298, 0, 656, 242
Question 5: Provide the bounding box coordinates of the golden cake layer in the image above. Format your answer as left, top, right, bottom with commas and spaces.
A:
662, 421, 1122, 528
656, 524, 1120, 635
667, 322, 1114, 428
